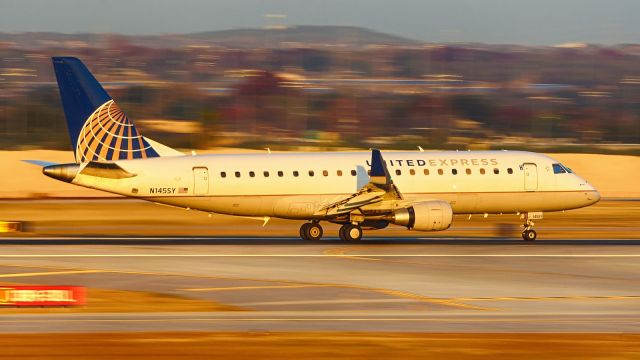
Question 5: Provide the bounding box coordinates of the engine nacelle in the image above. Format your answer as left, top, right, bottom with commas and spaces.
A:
390, 200, 453, 231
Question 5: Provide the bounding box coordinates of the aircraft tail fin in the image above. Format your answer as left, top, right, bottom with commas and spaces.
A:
52, 57, 180, 163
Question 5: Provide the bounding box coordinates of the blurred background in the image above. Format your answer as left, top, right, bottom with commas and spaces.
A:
1, 0, 639, 154
0, 3, 639, 356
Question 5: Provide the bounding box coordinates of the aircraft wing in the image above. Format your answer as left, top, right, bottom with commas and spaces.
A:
316, 149, 402, 216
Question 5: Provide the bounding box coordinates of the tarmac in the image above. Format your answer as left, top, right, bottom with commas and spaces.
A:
0, 236, 638, 333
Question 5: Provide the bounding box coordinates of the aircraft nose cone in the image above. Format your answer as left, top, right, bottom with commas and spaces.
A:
43, 163, 80, 183
584, 184, 600, 204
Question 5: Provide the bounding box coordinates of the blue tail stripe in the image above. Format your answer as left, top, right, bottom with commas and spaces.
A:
52, 57, 111, 151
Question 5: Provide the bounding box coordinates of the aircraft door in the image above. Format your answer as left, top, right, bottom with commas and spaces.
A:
523, 163, 538, 191
193, 167, 209, 195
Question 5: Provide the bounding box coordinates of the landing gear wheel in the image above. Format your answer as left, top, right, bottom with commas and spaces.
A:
305, 222, 323, 241
520, 212, 539, 241
522, 229, 537, 241
339, 224, 363, 241
299, 223, 311, 240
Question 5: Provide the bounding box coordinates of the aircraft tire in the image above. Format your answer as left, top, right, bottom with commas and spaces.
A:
340, 224, 362, 241
522, 229, 537, 241
299, 223, 311, 240
305, 222, 323, 241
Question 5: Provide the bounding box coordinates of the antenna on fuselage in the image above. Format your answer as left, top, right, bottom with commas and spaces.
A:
417, 146, 424, 152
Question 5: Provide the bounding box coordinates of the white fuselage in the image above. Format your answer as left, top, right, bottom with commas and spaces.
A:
69, 150, 600, 219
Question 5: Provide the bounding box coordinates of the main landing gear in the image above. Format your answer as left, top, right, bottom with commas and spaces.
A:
521, 212, 538, 241
339, 223, 363, 242
298, 222, 363, 241
300, 221, 323, 241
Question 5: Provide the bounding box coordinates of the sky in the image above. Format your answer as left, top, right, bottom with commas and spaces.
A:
0, 0, 638, 45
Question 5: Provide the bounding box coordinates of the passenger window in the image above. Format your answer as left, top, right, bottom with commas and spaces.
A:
323, 170, 328, 176
466, 168, 471, 175
480, 168, 485, 175
278, 171, 284, 177
424, 169, 429, 175
493, 168, 499, 174
309, 170, 314, 177
337, 170, 343, 176
249, 171, 255, 177
395, 169, 401, 176
220, 171, 226, 178
507, 168, 513, 174
351, 170, 357, 176
452, 169, 457, 175
438, 169, 443, 175
235, 171, 241, 178
293, 171, 299, 177
409, 169, 415, 175
263, 171, 270, 177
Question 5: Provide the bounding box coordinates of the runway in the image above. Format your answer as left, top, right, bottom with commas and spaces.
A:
0, 237, 638, 333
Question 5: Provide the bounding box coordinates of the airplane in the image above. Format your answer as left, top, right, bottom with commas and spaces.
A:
36, 57, 600, 241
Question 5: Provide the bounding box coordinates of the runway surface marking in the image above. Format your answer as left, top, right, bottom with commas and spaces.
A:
0, 317, 637, 324
0, 254, 638, 257
237, 299, 416, 306
235, 295, 640, 307
452, 295, 640, 302
0, 269, 103, 278
0, 263, 486, 311
181, 285, 334, 292
322, 246, 640, 283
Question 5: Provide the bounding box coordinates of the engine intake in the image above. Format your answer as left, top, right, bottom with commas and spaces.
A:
390, 200, 453, 231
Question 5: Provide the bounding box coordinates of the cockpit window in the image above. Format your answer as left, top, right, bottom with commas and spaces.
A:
552, 163, 571, 174
552, 164, 565, 174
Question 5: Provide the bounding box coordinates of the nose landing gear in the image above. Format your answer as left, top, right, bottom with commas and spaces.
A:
522, 228, 537, 241
521, 212, 541, 241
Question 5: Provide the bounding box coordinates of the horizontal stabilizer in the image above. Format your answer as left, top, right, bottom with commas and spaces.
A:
22, 160, 60, 167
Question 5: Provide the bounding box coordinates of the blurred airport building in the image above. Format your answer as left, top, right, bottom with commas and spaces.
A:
0, 27, 639, 152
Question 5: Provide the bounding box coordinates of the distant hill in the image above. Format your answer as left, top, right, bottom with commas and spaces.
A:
187, 26, 421, 47
0, 26, 421, 49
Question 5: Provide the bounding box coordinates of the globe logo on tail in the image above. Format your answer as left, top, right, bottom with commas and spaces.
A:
75, 100, 158, 162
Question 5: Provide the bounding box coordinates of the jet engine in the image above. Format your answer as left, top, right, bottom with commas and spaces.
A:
388, 200, 453, 231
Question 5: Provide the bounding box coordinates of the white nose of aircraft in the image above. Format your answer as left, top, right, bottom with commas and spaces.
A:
581, 180, 600, 205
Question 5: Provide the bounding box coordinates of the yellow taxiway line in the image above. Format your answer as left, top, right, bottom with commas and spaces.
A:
451, 295, 640, 302
0, 263, 487, 311
182, 284, 334, 292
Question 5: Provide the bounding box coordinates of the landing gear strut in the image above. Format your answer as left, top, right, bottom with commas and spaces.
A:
521, 213, 537, 241
339, 223, 363, 241
300, 222, 323, 241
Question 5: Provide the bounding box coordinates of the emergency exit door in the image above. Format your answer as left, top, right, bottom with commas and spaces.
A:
193, 167, 209, 195
523, 163, 538, 191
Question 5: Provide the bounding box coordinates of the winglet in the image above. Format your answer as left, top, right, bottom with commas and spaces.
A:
369, 149, 392, 186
